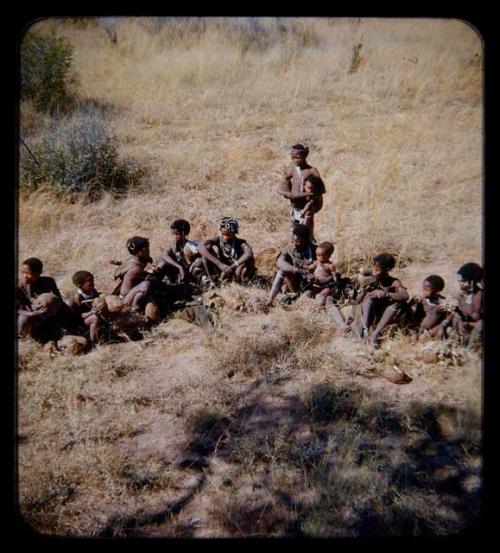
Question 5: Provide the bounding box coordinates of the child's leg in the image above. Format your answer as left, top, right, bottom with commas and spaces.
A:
370, 303, 402, 345
315, 287, 330, 307
189, 257, 204, 279
325, 296, 347, 330
267, 270, 285, 306
18, 313, 35, 338
84, 313, 101, 343
122, 280, 152, 310
202, 256, 219, 282
361, 295, 378, 335
468, 320, 483, 348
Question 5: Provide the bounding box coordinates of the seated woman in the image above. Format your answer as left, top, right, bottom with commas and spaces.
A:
196, 217, 256, 286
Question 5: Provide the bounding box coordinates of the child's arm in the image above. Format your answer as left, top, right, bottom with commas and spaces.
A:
375, 279, 409, 302
389, 280, 410, 302
277, 253, 310, 278
300, 198, 315, 216
304, 260, 317, 271
154, 251, 186, 279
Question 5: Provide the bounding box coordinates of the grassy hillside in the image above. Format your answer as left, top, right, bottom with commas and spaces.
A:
17, 17, 483, 537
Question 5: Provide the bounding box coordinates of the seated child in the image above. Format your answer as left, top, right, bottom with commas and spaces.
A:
197, 217, 256, 285
67, 270, 104, 345
305, 241, 348, 331
408, 274, 447, 339
112, 236, 155, 312
305, 241, 339, 304
17, 257, 72, 343
355, 252, 409, 346
266, 224, 316, 307
153, 219, 200, 284
440, 262, 484, 347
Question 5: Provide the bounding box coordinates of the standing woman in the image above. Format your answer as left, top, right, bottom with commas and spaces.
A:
277, 144, 326, 240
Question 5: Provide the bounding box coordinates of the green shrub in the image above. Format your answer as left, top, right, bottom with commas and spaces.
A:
20, 107, 139, 200
20, 30, 76, 113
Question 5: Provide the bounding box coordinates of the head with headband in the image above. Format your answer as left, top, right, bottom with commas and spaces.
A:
218, 217, 239, 235
290, 144, 309, 165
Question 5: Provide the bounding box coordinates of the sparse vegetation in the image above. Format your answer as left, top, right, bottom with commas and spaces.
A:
20, 106, 139, 199
17, 17, 482, 537
20, 30, 76, 113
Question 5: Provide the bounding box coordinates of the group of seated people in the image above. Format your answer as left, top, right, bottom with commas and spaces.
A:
17, 144, 483, 352
17, 214, 484, 352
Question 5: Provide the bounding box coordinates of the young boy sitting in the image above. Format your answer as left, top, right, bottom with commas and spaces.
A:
67, 270, 105, 345
266, 224, 316, 307
153, 219, 200, 284
408, 274, 447, 339
305, 241, 349, 331
17, 257, 72, 343
440, 262, 484, 347
277, 144, 326, 239
355, 252, 409, 346
196, 217, 256, 285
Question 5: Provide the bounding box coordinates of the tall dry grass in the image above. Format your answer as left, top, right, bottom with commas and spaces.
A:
19, 17, 482, 282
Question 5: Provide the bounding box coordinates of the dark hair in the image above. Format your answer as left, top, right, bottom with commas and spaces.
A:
424, 274, 445, 292
317, 241, 334, 255
290, 143, 309, 157
126, 236, 149, 255
292, 223, 311, 241
457, 262, 483, 283
373, 253, 396, 271
304, 174, 323, 192
22, 257, 43, 274
171, 219, 191, 234
72, 270, 94, 288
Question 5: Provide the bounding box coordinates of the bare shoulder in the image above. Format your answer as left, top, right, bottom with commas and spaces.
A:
127, 265, 145, 278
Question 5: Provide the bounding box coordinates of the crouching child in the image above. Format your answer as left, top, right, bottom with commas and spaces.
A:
407, 275, 447, 339
440, 262, 484, 348
67, 270, 106, 345
356, 253, 410, 346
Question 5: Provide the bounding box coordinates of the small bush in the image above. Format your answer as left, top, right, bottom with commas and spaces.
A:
20, 30, 77, 113
20, 107, 139, 200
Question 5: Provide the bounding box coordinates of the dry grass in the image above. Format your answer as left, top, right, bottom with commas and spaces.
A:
17, 17, 482, 537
